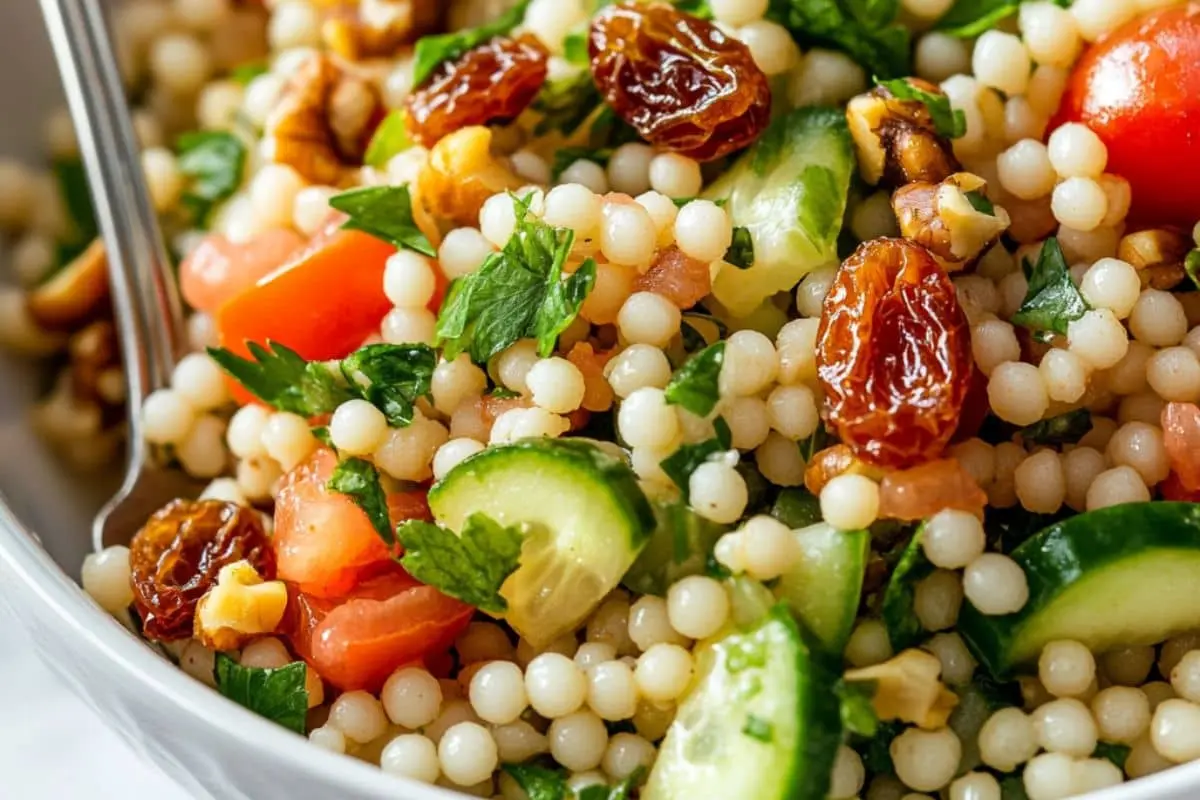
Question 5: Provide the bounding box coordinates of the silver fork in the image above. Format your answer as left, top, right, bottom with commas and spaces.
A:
39, 0, 202, 550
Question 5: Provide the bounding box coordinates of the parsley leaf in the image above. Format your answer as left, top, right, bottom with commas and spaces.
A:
52, 157, 97, 244
207, 341, 352, 417
328, 458, 394, 546
664, 342, 725, 417
1020, 409, 1092, 446
551, 147, 613, 181
724, 226, 755, 269
876, 77, 966, 139
861, 720, 903, 774
965, 189, 994, 215
213, 654, 309, 734
412, 0, 531, 87
534, 69, 601, 137
328, 184, 435, 257
230, 61, 268, 86
836, 679, 880, 737
437, 194, 596, 363
340, 343, 436, 427
397, 513, 524, 614
1094, 741, 1131, 769
660, 417, 733, 500
363, 110, 412, 169
587, 106, 643, 149
501, 762, 568, 800
767, 0, 910, 80
935, 0, 1021, 37
742, 714, 774, 742
1185, 248, 1200, 290
563, 32, 589, 65
578, 768, 646, 800
1011, 238, 1089, 337
177, 131, 247, 224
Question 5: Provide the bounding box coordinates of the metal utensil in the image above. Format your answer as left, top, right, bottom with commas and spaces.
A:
39, 0, 200, 550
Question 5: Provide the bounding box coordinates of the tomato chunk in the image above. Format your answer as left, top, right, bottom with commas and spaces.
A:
180, 229, 306, 313
1053, 6, 1200, 225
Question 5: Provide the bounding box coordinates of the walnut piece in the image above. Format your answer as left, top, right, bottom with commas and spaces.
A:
844, 648, 959, 730
27, 238, 109, 330
893, 172, 1011, 272
1118, 228, 1191, 290
194, 559, 288, 651
847, 80, 962, 188
415, 125, 524, 227
321, 0, 441, 61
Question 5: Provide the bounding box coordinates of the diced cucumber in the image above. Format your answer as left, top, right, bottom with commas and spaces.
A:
643, 606, 842, 800
774, 523, 869, 654
881, 524, 935, 652
959, 502, 1200, 677
622, 500, 729, 596
703, 106, 854, 317
428, 438, 655, 646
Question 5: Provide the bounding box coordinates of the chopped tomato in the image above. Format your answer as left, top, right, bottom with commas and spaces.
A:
1162, 401, 1200, 491
1052, 5, 1200, 225
273, 448, 432, 598
179, 229, 306, 313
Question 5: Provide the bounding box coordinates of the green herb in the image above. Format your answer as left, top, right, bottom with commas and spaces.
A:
397, 513, 524, 613
437, 193, 597, 363
674, 0, 715, 17
836, 679, 879, 737
1093, 741, 1131, 769
876, 77, 966, 139
328, 184, 435, 257
340, 343, 436, 427
660, 417, 733, 500
412, 0, 531, 87
742, 714, 774, 742
230, 61, 268, 85
52, 158, 97, 243
328, 458, 394, 545
490, 387, 522, 400
501, 762, 568, 800
861, 720, 903, 774
1011, 238, 1090, 337
563, 32, 589, 65
177, 131, 247, 224
213, 654, 309, 734
311, 426, 334, 448
1020, 409, 1093, 446
766, 0, 910, 80
1001, 775, 1031, 800
665, 342, 725, 417
705, 551, 733, 580
534, 69, 601, 137
935, 0, 1020, 37
724, 226, 755, 269
1185, 248, 1200, 290
672, 196, 728, 208
770, 488, 823, 529
551, 147, 614, 181
881, 524, 936, 651
587, 106, 643, 150
798, 425, 830, 462
679, 312, 728, 354
578, 767, 645, 800
363, 110, 413, 169
965, 189, 995, 215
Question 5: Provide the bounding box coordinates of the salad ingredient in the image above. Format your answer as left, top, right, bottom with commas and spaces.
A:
327, 184, 436, 257
129, 499, 274, 641
1162, 401, 1200, 491
411, 0, 530, 87
194, 559, 287, 650
774, 523, 869, 654
214, 654, 309, 735
179, 229, 306, 313
816, 238, 972, 469
891, 172, 1011, 272
705, 107, 854, 315
846, 80, 961, 188
623, 500, 729, 596
960, 503, 1200, 677
844, 649, 958, 729
588, 2, 771, 162
633, 246, 711, 310
176, 130, 247, 223
877, 458, 987, 520
428, 438, 655, 645
397, 513, 523, 613
643, 606, 841, 800
404, 35, 549, 149
766, 0, 908, 79
1053, 5, 1200, 225
26, 238, 108, 330
417, 126, 525, 228
882, 523, 936, 652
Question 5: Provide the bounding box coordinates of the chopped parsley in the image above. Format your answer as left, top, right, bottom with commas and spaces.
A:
836, 679, 879, 737
876, 77, 967, 139
664, 342, 725, 417
551, 146, 613, 181
1185, 248, 1200, 290
563, 32, 589, 65
436, 193, 597, 363
328, 184, 435, 257
397, 513, 524, 614
411, 0, 531, 87
176, 131, 247, 225
742, 714, 775, 742
362, 110, 413, 169
660, 417, 733, 500
1020, 409, 1093, 446
965, 189, 995, 215
328, 458, 394, 545
766, 0, 910, 80
340, 343, 437, 427
1093, 741, 1132, 770
724, 226, 755, 269
213, 654, 309, 734
935, 0, 1021, 38
502, 762, 644, 800
1011, 238, 1090, 338
229, 61, 268, 86
534, 69, 602, 137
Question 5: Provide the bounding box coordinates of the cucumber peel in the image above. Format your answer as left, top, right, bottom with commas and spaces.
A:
775, 523, 869, 654
881, 524, 934, 652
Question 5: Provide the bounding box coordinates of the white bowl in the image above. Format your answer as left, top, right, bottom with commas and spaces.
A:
0, 3, 1196, 799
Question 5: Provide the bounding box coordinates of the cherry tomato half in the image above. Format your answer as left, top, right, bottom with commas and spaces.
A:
179, 229, 306, 314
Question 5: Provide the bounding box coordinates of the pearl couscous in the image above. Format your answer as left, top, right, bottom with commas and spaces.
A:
9, 0, 1200, 798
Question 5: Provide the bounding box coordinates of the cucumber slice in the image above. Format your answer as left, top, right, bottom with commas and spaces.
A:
643, 606, 842, 800
774, 523, 869, 654
428, 438, 655, 646
959, 502, 1200, 677
881, 524, 934, 652
622, 500, 729, 596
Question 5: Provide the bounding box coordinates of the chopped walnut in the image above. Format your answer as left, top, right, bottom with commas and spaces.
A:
27, 238, 109, 331
194, 559, 288, 651
415, 125, 524, 227
1118, 228, 1191, 290
893, 172, 1011, 272
844, 648, 959, 730
264, 54, 384, 185
321, 0, 441, 61
847, 81, 962, 188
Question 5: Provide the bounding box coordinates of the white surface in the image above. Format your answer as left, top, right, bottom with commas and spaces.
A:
0, 617, 189, 800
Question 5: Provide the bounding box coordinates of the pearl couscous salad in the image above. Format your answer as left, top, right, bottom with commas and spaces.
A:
7, 0, 1200, 797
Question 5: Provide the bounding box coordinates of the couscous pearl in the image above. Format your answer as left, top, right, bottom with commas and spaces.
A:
602, 733, 656, 781
1033, 698, 1098, 756
1022, 752, 1075, 800
1162, 634, 1200, 676
150, 33, 212, 94
586, 661, 639, 721
81, 546, 134, 615
560, 159, 609, 193
425, 699, 481, 744
973, 31, 1031, 96
628, 595, 690, 651
617, 291, 681, 348
381, 307, 436, 345
829, 744, 866, 799
850, 192, 899, 241
549, 711, 609, 772
1074, 758, 1123, 792
997, 140, 1057, 200
667, 575, 729, 640
634, 644, 693, 703
1152, 699, 1200, 762
605, 344, 672, 398
1038, 350, 1088, 404
329, 399, 388, 456
588, 596, 636, 655
480, 193, 518, 248
988, 361, 1050, 426
674, 200, 732, 263
901, 0, 953, 19
964, 553, 1029, 615
1005, 96, 1047, 143
576, 642, 618, 671
262, 411, 317, 471
383, 251, 437, 309
924, 633, 978, 687
1119, 391, 1168, 425
1105, 422, 1169, 486
1038, 640, 1096, 699
601, 200, 658, 268
177, 415, 227, 479
756, 432, 806, 487
1048, 123, 1108, 179
492, 721, 548, 764
726, 396, 771, 450
1068, 309, 1130, 370
1104, 342, 1153, 397
972, 319, 1022, 377
647, 152, 702, 199
544, 183, 602, 237
11, 234, 55, 287
1130, 289, 1189, 347
527, 357, 586, 414
738, 20, 800, 76
915, 33, 972, 83
171, 353, 228, 411
1147, 347, 1200, 402
923, 509, 986, 570
438, 722, 498, 786
789, 48, 869, 106
309, 726, 347, 754
289, 185, 334, 237
495, 339, 539, 396
1092, 686, 1151, 744
739, 515, 800, 580
1101, 646, 1156, 687
376, 416, 449, 480
1100, 174, 1133, 226
226, 404, 270, 459
606, 143, 654, 197
1086, 465, 1152, 510
1019, 2, 1083, 67
456, 622, 514, 666
525, 653, 586, 719
1171, 651, 1200, 704
709, 0, 768, 25
820, 474, 880, 531
776, 318, 819, 384
438, 227, 494, 280
379, 666, 443, 729
720, 330, 778, 397
432, 355, 488, 415
796, 266, 837, 319
949, 772, 1001, 800
764, 384, 819, 441
635, 190, 680, 246
329, 690, 389, 744
890, 727, 961, 792
142, 388, 196, 445
914, 569, 964, 632
1071, 0, 1139, 42
248, 164, 305, 229
200, 477, 247, 506
1127, 734, 1175, 779
980, 707, 1039, 772
617, 388, 679, 449
688, 461, 749, 524
1079, 258, 1140, 319
468, 661, 528, 726
381, 734, 440, 783
1051, 177, 1108, 231
1015, 449, 1067, 514
433, 438, 485, 481
510, 149, 551, 185
141, 148, 182, 213
845, 619, 894, 668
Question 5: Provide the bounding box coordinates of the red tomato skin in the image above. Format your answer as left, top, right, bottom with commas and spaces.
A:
1053, 5, 1200, 226
180, 229, 306, 313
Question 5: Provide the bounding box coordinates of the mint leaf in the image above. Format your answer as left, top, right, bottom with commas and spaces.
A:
665, 342, 725, 417
397, 513, 524, 613
767, 0, 909, 79
742, 714, 774, 742
1011, 238, 1089, 336
935, 0, 1019, 37
339, 343, 436, 427
177, 131, 247, 224
534, 69, 602, 137
1020, 409, 1092, 446
363, 110, 413, 169
876, 77, 966, 139
328, 184, 435, 257
207, 341, 352, 417
213, 654, 308, 734
412, 0, 531, 87
660, 417, 733, 500
836, 679, 879, 737
724, 226, 755, 269
328, 458, 394, 546
436, 194, 596, 363
551, 147, 613, 181
501, 762, 568, 800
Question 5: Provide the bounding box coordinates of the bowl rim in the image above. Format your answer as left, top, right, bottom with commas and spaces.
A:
0, 493, 1195, 799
